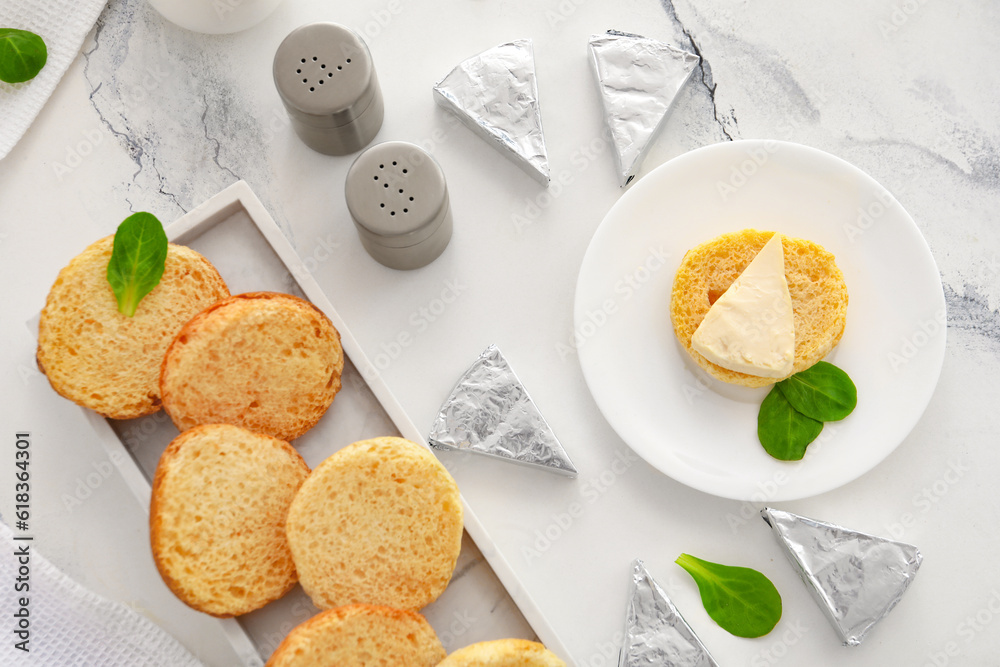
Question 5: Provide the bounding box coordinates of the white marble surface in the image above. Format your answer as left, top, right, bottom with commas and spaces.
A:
1, 0, 998, 665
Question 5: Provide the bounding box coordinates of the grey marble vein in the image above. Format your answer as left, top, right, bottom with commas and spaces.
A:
81, 0, 283, 228
845, 134, 1000, 186
660, 0, 736, 142
945, 283, 1000, 348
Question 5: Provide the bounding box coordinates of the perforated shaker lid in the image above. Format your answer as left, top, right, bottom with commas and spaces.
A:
346, 142, 450, 249
273, 23, 378, 129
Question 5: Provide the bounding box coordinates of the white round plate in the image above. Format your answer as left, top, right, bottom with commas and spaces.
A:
575, 140, 946, 501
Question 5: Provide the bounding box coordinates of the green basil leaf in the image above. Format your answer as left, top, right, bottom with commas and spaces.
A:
0, 29, 47, 84
758, 385, 823, 460
106, 212, 168, 317
675, 553, 782, 638
776, 361, 857, 421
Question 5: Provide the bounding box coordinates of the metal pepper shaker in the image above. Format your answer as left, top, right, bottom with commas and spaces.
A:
345, 141, 453, 270
272, 22, 384, 155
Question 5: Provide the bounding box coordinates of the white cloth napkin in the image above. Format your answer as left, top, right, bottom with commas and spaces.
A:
0, 521, 202, 666
0, 0, 108, 160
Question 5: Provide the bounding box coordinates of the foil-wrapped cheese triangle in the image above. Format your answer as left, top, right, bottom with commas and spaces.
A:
761, 507, 922, 646
428, 344, 576, 476
433, 40, 550, 186
589, 31, 699, 186
620, 559, 719, 667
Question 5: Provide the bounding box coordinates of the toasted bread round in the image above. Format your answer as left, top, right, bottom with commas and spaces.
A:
438, 639, 567, 667
286, 437, 463, 611
670, 229, 848, 387
159, 292, 344, 440
36, 236, 229, 419
150, 424, 310, 617
266, 604, 445, 667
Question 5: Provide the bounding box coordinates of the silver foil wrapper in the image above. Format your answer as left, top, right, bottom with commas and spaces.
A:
761, 507, 922, 646
428, 344, 577, 476
589, 31, 699, 186
433, 39, 550, 186
620, 559, 719, 667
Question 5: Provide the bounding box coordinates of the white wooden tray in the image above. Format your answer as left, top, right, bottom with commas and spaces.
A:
82, 181, 568, 663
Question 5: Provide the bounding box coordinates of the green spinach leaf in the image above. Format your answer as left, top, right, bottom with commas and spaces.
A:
758, 385, 823, 460
0, 29, 47, 84
106, 212, 168, 317
776, 361, 857, 421
675, 553, 782, 638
